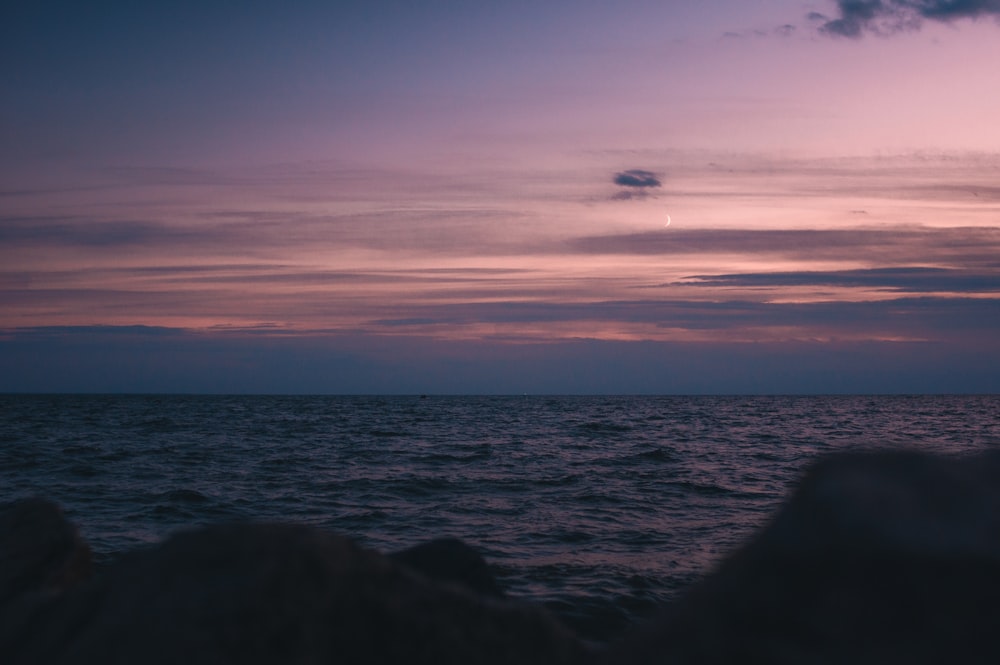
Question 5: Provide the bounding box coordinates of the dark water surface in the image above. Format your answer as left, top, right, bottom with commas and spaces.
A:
2, 394, 999, 641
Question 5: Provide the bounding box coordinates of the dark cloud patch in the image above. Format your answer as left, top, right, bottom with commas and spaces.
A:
683, 267, 1000, 293
921, 0, 1000, 18
611, 169, 662, 201
613, 170, 661, 189
817, 0, 1000, 38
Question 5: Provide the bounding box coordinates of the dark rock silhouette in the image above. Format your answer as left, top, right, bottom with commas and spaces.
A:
391, 537, 506, 598
0, 509, 583, 665
0, 499, 93, 665
605, 450, 1000, 664
0, 498, 91, 607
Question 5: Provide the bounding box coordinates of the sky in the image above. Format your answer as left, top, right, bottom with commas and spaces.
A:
2, 0, 999, 394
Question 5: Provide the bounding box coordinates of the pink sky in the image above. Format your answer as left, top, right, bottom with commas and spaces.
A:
2, 1, 999, 392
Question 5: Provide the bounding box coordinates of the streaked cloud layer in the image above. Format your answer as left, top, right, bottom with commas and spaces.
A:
2, 2, 999, 392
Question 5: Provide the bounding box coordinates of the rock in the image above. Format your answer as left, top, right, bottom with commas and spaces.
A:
0, 498, 91, 607
391, 537, 506, 598
4, 520, 586, 665
0, 498, 93, 663
605, 450, 1000, 664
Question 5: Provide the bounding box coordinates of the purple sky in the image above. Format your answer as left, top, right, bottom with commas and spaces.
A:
2, 1, 999, 393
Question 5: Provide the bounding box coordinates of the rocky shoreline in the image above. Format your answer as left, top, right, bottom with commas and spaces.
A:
5, 449, 1000, 663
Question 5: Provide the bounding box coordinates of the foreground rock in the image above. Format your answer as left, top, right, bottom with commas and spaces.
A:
0, 505, 584, 665
606, 450, 1000, 664
391, 537, 507, 598
0, 498, 92, 609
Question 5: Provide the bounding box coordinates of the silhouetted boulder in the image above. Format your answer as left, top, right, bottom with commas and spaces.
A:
3, 521, 585, 665
606, 450, 1000, 664
0, 498, 91, 607
391, 537, 506, 598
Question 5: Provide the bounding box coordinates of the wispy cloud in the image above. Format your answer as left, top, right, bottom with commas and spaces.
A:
0, 207, 526, 257
0, 216, 222, 248
7, 293, 999, 348
722, 24, 799, 39
681, 267, 1000, 293
814, 0, 1000, 38
568, 227, 1000, 266
4, 153, 999, 350
360, 296, 1000, 334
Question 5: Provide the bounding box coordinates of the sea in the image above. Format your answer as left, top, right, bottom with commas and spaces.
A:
2, 394, 999, 643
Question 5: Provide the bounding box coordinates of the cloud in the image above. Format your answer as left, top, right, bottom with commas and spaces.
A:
11, 294, 1000, 343
347, 290, 1000, 348
817, 0, 1000, 38
0, 216, 214, 248
613, 169, 661, 188
611, 169, 662, 201
729, 24, 799, 38
609, 190, 648, 201
682, 267, 1000, 293
567, 227, 1000, 267
0, 206, 521, 257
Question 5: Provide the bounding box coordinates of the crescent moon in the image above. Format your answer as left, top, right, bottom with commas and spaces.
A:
665, 214, 671, 227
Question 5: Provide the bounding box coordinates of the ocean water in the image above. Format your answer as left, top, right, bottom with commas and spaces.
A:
2, 394, 999, 642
